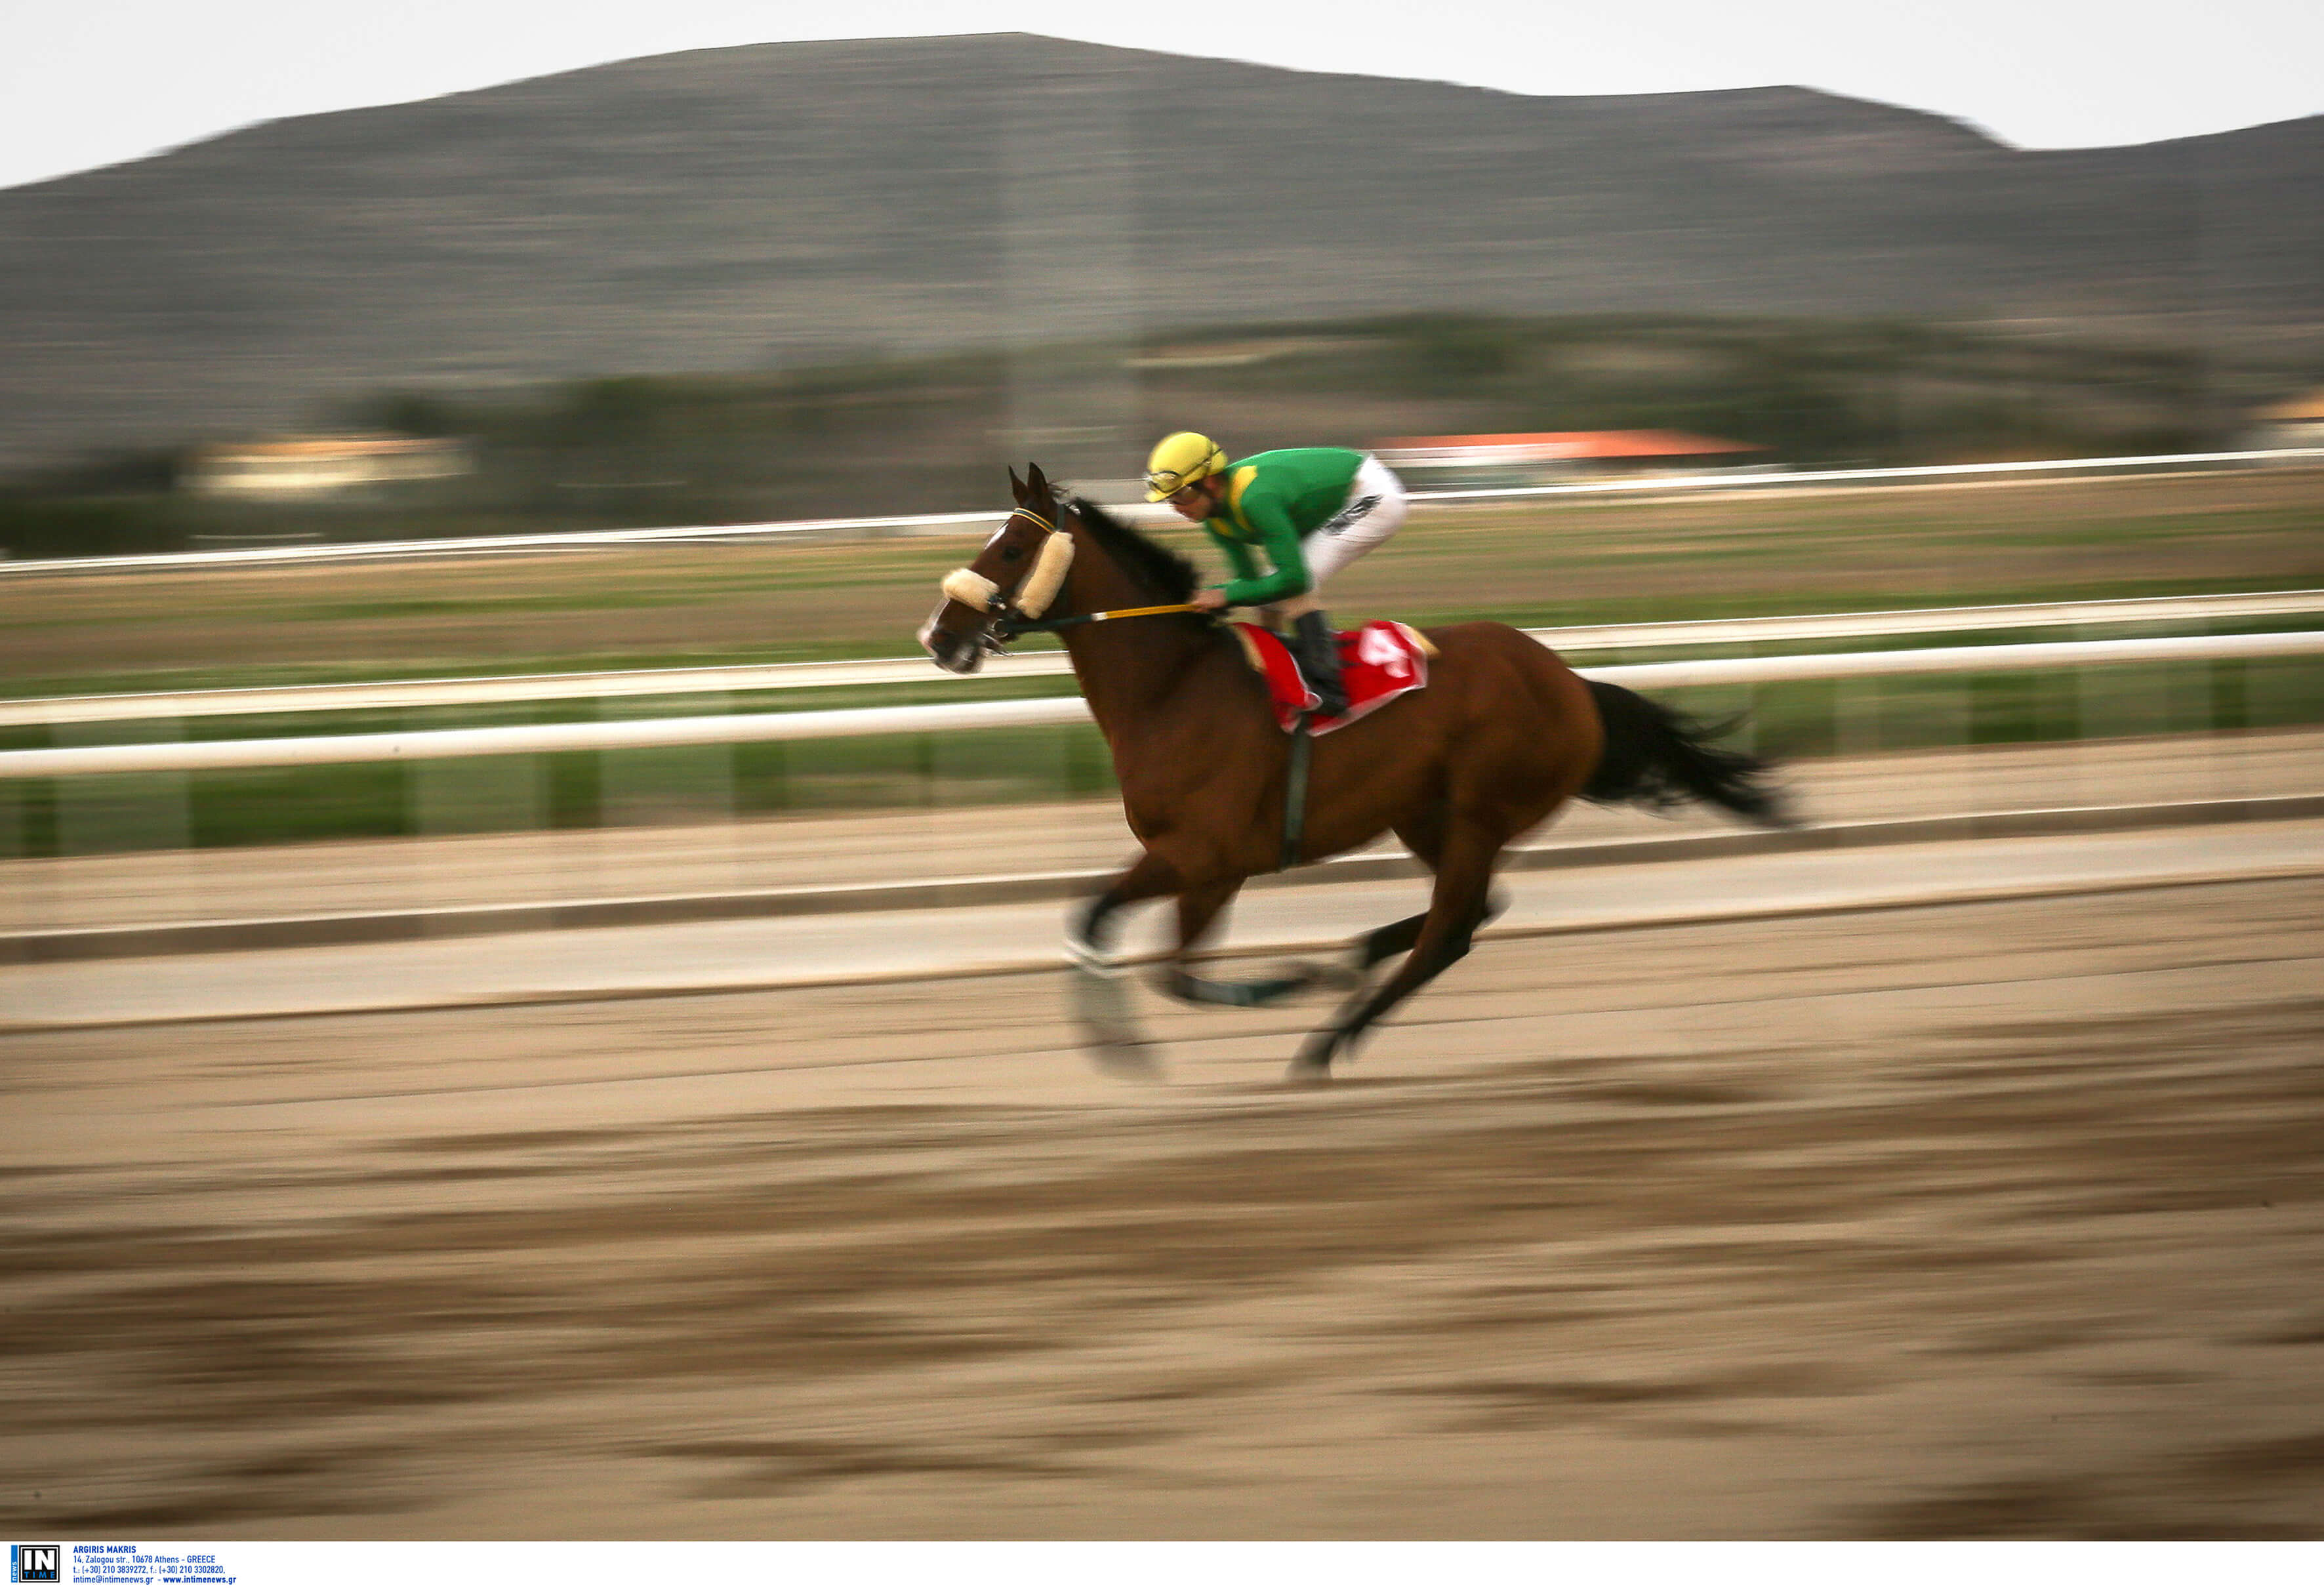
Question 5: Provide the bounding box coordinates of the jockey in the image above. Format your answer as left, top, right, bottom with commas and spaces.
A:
1143, 432, 1410, 718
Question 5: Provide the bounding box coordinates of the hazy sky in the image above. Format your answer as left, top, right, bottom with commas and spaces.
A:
7, 0, 2320, 192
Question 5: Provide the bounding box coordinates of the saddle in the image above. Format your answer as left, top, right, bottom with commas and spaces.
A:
1230, 620, 1436, 735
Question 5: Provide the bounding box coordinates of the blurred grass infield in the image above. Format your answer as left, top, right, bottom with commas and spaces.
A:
8, 467, 2321, 698
3, 468, 2320, 855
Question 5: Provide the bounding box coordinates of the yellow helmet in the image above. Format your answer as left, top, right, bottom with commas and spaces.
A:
1144, 431, 1229, 502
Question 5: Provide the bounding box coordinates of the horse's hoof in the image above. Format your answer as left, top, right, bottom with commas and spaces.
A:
1065, 935, 1132, 978
1072, 967, 1160, 1078
1284, 1057, 1334, 1084
1091, 1043, 1166, 1082
1289, 1029, 1341, 1080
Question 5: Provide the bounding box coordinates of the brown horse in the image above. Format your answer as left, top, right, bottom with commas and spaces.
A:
921, 462, 1787, 1077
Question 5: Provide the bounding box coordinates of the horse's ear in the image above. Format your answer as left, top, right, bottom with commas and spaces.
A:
1025, 461, 1051, 502
1008, 466, 1026, 505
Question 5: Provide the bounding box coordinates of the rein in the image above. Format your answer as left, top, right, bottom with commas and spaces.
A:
994, 601, 1202, 640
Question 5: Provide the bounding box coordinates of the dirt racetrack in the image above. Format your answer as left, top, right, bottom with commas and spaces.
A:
4, 874, 2322, 1539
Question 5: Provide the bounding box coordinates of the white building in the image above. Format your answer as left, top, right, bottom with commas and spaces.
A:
182, 435, 470, 500
2250, 392, 2324, 453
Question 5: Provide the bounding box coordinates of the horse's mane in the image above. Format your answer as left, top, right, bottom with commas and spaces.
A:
1067, 497, 1201, 604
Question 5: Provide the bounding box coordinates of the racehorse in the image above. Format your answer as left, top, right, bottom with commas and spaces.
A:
920, 462, 1787, 1078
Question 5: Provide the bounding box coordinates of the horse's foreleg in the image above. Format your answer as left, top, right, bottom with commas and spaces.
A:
1068, 849, 1185, 1078
1068, 849, 1183, 974
1294, 823, 1503, 1076
1163, 877, 1318, 1009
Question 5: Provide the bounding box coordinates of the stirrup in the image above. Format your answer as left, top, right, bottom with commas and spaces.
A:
1293, 611, 1348, 717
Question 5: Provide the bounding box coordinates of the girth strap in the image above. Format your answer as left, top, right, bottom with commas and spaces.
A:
1279, 718, 1311, 872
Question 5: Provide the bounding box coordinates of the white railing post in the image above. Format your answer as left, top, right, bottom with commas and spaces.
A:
0, 769, 31, 937
54, 714, 190, 857
2188, 617, 2220, 802
600, 687, 739, 892
43, 714, 193, 947
1834, 671, 1882, 762
413, 704, 548, 926
2069, 620, 2102, 806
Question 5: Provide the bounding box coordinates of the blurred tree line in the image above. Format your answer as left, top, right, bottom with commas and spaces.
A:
2, 313, 2305, 559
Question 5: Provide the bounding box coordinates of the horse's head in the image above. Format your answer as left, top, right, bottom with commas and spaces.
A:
919, 462, 1078, 674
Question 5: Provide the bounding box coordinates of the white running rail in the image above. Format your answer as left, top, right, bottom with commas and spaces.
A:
7, 630, 2319, 780
1420, 447, 2324, 502
11, 588, 2323, 729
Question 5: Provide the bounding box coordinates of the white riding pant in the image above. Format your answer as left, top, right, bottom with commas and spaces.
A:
1271, 455, 1408, 619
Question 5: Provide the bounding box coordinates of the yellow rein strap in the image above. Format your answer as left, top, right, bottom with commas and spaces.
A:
990, 598, 1201, 638
1080, 603, 1202, 621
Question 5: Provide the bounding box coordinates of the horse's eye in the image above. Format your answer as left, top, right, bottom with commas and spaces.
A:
1000, 544, 1025, 562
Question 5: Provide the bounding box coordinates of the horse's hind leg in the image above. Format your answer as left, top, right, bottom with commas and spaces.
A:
1349, 884, 1507, 977
1349, 912, 1430, 975
1399, 801, 1510, 927
1337, 802, 1507, 979
1294, 818, 1504, 1077
1318, 804, 1444, 984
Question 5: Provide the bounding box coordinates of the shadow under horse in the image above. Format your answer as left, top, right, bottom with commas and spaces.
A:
921, 463, 1789, 1078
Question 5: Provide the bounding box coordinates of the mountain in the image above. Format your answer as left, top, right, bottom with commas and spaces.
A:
1, 33, 2317, 467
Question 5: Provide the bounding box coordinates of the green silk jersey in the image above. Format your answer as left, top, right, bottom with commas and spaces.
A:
1198, 447, 1368, 607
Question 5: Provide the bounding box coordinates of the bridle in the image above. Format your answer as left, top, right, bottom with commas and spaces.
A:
939, 500, 1200, 651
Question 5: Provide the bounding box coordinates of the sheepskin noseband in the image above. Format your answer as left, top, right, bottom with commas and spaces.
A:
940, 566, 1000, 611
939, 529, 1072, 617
1015, 531, 1074, 618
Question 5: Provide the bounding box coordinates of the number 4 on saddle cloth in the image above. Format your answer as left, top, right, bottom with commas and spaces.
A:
1229, 620, 1438, 734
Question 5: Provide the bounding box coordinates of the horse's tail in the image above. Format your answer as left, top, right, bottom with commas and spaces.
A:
1580, 680, 1794, 828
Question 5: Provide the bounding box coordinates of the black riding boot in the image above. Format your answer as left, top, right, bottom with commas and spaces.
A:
1292, 609, 1349, 718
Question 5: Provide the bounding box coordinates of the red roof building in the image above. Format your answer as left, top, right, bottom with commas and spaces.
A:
1377, 430, 1763, 478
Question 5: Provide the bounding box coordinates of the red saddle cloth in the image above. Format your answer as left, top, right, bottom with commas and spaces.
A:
1231, 620, 1435, 735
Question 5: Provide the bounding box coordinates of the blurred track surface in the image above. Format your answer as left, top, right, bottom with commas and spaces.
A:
2, 830, 2320, 1538
9, 820, 2323, 1028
